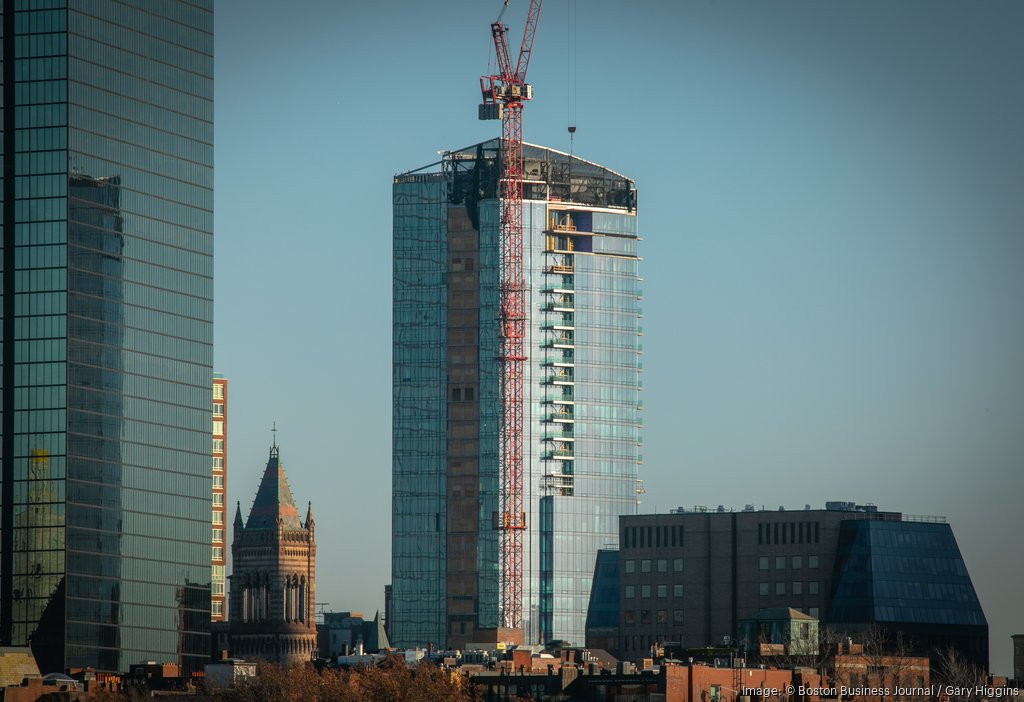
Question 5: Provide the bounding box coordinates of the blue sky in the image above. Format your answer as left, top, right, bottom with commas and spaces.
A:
214, 1, 1023, 673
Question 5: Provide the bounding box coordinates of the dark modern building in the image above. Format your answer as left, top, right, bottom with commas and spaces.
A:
393, 140, 642, 649
0, 2, 214, 672
1013, 634, 1024, 683
590, 502, 987, 669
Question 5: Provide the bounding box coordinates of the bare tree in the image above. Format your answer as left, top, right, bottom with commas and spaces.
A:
932, 646, 985, 702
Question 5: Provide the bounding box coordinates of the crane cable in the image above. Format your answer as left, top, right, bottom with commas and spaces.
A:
567, 0, 577, 156
569, 0, 577, 192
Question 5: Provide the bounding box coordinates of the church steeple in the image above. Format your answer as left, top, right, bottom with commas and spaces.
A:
245, 443, 301, 530
229, 437, 317, 665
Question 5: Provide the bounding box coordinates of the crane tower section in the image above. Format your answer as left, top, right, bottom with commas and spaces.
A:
479, 0, 543, 633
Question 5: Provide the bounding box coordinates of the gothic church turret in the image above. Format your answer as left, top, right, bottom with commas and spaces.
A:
228, 444, 317, 664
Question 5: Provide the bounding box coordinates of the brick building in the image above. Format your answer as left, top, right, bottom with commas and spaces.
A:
211, 375, 228, 621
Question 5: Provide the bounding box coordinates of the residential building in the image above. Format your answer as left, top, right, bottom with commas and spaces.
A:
0, 1, 213, 672
738, 607, 819, 657
211, 375, 228, 621
392, 139, 642, 649
600, 502, 988, 668
229, 444, 317, 665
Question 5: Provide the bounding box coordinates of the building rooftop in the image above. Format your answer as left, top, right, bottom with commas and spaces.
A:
660, 501, 946, 523
747, 607, 817, 622
396, 138, 636, 212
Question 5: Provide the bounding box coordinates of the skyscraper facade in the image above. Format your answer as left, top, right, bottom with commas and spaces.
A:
393, 140, 642, 648
1, 1, 213, 672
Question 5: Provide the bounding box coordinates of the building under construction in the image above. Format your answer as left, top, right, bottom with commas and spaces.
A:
392, 139, 643, 648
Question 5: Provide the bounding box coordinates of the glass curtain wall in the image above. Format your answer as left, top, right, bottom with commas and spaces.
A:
392, 142, 640, 648
2, 0, 213, 672
392, 174, 448, 648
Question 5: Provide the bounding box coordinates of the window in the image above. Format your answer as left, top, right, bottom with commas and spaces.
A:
213, 384, 224, 400
212, 528, 223, 543
641, 585, 651, 599
673, 558, 683, 572
640, 609, 651, 625
212, 581, 225, 596
673, 584, 683, 598
213, 493, 223, 506
641, 559, 651, 573
465, 387, 475, 401
775, 556, 786, 569
212, 511, 223, 524
213, 420, 224, 436
792, 581, 803, 595
212, 565, 224, 579
625, 585, 635, 599
212, 601, 224, 616
451, 388, 462, 401
673, 609, 684, 625
776, 582, 786, 595
759, 582, 769, 596
213, 456, 224, 470
625, 560, 635, 574
792, 555, 802, 569
213, 402, 224, 416
212, 546, 223, 560
657, 559, 667, 573
809, 607, 819, 618
808, 555, 819, 569
657, 584, 667, 598
212, 475, 223, 489
625, 610, 636, 625
809, 581, 819, 595
213, 439, 224, 453
759, 557, 769, 570
657, 609, 668, 624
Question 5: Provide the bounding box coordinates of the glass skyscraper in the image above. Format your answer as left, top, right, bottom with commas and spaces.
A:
0, 1, 213, 672
393, 140, 641, 648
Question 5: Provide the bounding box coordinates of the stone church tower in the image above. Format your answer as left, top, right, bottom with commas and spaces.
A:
229, 444, 316, 664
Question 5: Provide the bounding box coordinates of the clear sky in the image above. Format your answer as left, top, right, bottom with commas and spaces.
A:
214, 1, 1024, 674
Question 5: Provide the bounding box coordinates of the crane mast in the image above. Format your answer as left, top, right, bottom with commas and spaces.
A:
479, 0, 543, 633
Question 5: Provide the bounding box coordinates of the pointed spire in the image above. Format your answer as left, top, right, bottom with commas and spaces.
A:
368, 610, 390, 652
233, 501, 244, 528
305, 501, 315, 530
245, 443, 301, 530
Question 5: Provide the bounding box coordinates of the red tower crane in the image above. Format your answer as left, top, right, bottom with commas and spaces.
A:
479, 0, 543, 633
